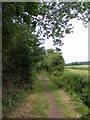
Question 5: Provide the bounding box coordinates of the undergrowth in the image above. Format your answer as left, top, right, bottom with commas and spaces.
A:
2, 87, 31, 117
45, 69, 88, 118
51, 70, 88, 106
2, 69, 37, 117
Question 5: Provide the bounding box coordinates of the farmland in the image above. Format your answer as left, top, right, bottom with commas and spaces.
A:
65, 65, 89, 76
66, 65, 89, 70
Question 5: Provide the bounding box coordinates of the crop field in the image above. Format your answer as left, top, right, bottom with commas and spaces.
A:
66, 64, 90, 70
65, 65, 89, 76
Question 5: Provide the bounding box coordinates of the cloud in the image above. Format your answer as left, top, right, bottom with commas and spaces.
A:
42, 19, 88, 63
61, 19, 88, 63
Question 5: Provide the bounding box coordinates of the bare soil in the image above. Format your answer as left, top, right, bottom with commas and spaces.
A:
41, 77, 62, 118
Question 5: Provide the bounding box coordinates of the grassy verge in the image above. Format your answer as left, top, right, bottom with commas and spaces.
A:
29, 77, 49, 118
42, 71, 88, 118
3, 72, 50, 118
2, 68, 36, 117
2, 87, 31, 117
47, 80, 80, 118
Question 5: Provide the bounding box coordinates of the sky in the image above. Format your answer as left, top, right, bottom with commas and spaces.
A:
42, 19, 88, 64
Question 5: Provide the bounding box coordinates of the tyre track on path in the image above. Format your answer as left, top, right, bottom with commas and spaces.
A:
41, 77, 62, 118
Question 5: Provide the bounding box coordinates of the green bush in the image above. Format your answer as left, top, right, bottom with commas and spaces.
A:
81, 109, 90, 120
53, 70, 88, 106
42, 49, 64, 76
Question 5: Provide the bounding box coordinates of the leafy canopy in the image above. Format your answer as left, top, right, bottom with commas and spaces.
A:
35, 2, 89, 45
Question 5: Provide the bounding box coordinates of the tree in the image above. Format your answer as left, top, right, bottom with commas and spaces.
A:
2, 2, 89, 50
2, 2, 45, 88
2, 2, 89, 85
34, 2, 89, 45
43, 49, 64, 76
2, 2, 40, 70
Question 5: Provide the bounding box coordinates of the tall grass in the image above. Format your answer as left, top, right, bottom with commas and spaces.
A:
49, 66, 88, 117
2, 68, 38, 117
52, 70, 88, 105
2, 87, 31, 117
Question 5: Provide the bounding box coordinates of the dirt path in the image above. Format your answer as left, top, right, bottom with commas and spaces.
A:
8, 76, 62, 118
7, 75, 80, 118
41, 77, 62, 118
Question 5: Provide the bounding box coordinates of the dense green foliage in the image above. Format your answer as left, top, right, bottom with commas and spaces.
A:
37, 49, 64, 76
2, 2, 44, 115
2, 2, 89, 117
55, 71, 88, 105
2, 2, 45, 88
41, 70, 88, 117
49, 68, 88, 117
66, 61, 90, 66
37, 2, 89, 45
2, 2, 89, 87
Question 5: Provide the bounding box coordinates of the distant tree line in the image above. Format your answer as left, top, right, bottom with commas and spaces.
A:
65, 61, 90, 66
